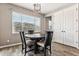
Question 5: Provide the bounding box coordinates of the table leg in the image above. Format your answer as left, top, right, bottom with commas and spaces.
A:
34, 40, 38, 54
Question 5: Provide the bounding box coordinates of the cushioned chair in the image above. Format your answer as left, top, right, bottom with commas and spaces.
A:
37, 31, 53, 56
19, 31, 34, 56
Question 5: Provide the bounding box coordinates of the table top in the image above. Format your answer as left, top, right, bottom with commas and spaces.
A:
25, 33, 45, 39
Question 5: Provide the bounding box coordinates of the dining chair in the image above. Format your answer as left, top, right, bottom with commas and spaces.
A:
19, 31, 34, 56
37, 31, 53, 56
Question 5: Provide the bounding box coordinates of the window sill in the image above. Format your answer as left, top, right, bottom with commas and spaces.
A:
12, 32, 19, 34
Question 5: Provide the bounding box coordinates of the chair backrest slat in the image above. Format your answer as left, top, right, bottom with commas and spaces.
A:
20, 31, 26, 45
20, 31, 24, 44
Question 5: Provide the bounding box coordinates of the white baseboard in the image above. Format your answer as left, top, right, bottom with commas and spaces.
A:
0, 43, 22, 49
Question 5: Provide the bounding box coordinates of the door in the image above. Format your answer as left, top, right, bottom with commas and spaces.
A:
73, 5, 78, 48
53, 10, 65, 44
64, 5, 78, 48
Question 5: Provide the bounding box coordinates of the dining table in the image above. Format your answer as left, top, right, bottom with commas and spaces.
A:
25, 33, 45, 54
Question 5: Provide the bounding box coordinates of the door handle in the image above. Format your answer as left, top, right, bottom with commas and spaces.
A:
64, 31, 66, 32
61, 31, 64, 32
61, 31, 66, 32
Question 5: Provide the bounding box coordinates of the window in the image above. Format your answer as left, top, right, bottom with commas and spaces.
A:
12, 12, 40, 33
49, 20, 52, 29
48, 16, 52, 30
34, 18, 40, 32
12, 12, 22, 33
22, 14, 35, 32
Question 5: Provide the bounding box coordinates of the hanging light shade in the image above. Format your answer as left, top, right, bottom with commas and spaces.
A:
34, 3, 41, 13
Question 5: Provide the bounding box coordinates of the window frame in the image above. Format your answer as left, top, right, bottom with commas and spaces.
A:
12, 11, 41, 34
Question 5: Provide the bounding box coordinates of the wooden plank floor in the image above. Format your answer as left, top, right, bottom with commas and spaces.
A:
52, 42, 79, 56
0, 42, 79, 56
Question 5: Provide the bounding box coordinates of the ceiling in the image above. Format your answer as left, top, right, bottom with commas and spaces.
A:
13, 3, 75, 14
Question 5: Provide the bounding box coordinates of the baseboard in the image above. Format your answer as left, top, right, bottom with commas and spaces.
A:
0, 43, 22, 49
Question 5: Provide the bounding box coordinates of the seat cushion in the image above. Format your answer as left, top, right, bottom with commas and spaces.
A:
37, 41, 44, 47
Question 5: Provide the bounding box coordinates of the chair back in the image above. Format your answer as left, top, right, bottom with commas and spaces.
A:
44, 31, 53, 46
28, 30, 34, 34
20, 31, 26, 45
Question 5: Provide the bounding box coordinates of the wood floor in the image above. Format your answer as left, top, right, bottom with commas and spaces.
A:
0, 42, 79, 56
53, 42, 79, 56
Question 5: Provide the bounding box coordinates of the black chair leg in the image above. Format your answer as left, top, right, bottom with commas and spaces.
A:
21, 49, 23, 53
44, 47, 46, 56
22, 44, 24, 53
50, 46, 51, 55
24, 45, 27, 56
24, 48, 26, 56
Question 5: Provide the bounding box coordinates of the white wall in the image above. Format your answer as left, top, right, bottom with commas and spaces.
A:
0, 3, 44, 47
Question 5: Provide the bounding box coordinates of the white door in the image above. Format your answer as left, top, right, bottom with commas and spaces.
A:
63, 6, 73, 46
73, 5, 78, 48
53, 12, 61, 42
53, 10, 65, 44
64, 5, 78, 48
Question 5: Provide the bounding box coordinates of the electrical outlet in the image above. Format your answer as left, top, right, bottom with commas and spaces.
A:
7, 40, 9, 42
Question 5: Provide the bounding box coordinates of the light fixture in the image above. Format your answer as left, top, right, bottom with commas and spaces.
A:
34, 3, 41, 13
33, 3, 41, 32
